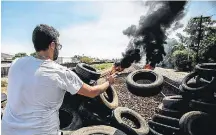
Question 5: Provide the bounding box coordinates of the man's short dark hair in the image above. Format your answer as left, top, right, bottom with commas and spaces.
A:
32, 24, 60, 52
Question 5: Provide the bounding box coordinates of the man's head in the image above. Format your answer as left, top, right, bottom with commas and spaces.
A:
32, 24, 61, 60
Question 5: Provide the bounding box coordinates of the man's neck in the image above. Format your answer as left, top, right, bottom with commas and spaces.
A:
36, 52, 52, 60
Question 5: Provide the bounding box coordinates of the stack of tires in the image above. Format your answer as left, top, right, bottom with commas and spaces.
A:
149, 63, 216, 135
70, 107, 150, 135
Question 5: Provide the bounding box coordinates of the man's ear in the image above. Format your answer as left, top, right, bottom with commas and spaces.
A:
50, 42, 55, 50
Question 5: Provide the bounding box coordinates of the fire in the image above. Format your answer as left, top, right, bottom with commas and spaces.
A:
144, 64, 154, 70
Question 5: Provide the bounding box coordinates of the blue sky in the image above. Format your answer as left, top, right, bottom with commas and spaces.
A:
1, 1, 216, 59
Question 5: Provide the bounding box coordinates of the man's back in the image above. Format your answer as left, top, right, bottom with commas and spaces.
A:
2, 56, 81, 135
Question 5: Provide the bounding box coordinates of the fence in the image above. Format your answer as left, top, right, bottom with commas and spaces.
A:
1, 67, 10, 77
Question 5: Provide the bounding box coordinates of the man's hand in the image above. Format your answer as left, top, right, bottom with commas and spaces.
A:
78, 73, 117, 98
107, 73, 116, 85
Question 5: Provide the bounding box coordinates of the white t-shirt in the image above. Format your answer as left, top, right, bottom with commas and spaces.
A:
1, 56, 84, 135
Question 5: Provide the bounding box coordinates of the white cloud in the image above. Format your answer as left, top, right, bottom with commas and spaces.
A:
59, 1, 148, 59
1, 41, 35, 55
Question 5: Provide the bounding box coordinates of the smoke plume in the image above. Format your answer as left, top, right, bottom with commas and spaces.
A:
119, 1, 187, 68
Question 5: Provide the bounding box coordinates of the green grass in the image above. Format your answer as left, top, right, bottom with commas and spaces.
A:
92, 63, 113, 71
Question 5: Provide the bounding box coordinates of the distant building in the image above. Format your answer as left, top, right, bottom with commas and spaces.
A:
1, 53, 14, 77
1, 53, 13, 62
56, 57, 80, 64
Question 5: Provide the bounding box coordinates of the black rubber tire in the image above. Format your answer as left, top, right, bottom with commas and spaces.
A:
71, 125, 127, 135
179, 111, 215, 135
148, 120, 180, 135
78, 103, 108, 126
97, 85, 119, 110
126, 69, 163, 97
189, 99, 216, 114
148, 128, 163, 135
62, 92, 90, 110
195, 63, 216, 77
162, 95, 189, 111
75, 63, 101, 81
59, 104, 83, 130
112, 107, 149, 135
179, 83, 214, 100
158, 104, 184, 119
181, 72, 215, 96
152, 114, 180, 128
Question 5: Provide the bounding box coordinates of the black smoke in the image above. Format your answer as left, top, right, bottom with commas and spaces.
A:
119, 1, 187, 68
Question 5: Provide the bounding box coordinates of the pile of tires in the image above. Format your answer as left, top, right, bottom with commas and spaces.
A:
60, 63, 121, 133
126, 69, 164, 97
148, 63, 216, 135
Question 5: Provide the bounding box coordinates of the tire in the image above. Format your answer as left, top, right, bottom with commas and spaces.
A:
162, 95, 189, 111
78, 101, 112, 126
112, 107, 149, 135
195, 63, 216, 77
148, 120, 180, 135
71, 125, 127, 135
148, 128, 163, 135
59, 104, 82, 130
158, 104, 184, 119
179, 111, 215, 135
189, 99, 216, 114
97, 85, 119, 110
75, 63, 101, 81
179, 83, 210, 100
126, 69, 163, 97
181, 72, 215, 94
152, 114, 180, 128
62, 92, 89, 110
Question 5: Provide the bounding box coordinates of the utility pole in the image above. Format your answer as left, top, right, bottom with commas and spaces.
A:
193, 15, 211, 64
196, 15, 202, 64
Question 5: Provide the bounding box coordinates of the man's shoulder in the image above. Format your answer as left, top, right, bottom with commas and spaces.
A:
40, 60, 68, 72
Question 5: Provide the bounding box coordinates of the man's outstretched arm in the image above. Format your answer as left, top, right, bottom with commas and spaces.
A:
77, 74, 115, 98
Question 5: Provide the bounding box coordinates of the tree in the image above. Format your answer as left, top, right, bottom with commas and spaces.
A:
30, 52, 37, 57
171, 49, 195, 71
80, 56, 93, 64
182, 17, 216, 63
12, 53, 28, 60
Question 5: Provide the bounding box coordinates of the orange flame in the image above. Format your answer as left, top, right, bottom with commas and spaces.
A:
144, 64, 154, 70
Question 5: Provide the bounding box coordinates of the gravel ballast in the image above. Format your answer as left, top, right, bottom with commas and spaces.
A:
97, 64, 188, 120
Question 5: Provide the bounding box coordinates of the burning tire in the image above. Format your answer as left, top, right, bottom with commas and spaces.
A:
71, 125, 127, 135
126, 69, 163, 97
195, 63, 216, 77
112, 107, 149, 135
75, 63, 101, 81
59, 104, 82, 131
148, 120, 180, 135
189, 99, 216, 114
179, 111, 215, 135
162, 95, 189, 111
158, 104, 184, 119
152, 114, 180, 128
97, 85, 119, 110
180, 72, 215, 99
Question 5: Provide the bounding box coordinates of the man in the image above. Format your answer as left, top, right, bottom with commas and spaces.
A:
1, 24, 116, 135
